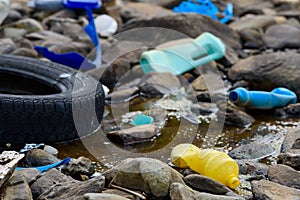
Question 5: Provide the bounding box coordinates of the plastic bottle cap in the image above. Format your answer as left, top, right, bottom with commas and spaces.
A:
94, 14, 118, 37
228, 176, 240, 189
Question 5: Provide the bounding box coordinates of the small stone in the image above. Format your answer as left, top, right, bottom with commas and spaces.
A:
12, 38, 34, 49
43, 145, 58, 156
237, 160, 269, 176
184, 174, 231, 195
2, 27, 27, 38
239, 29, 264, 49
268, 164, 300, 189
190, 102, 218, 116
251, 180, 300, 200
281, 126, 300, 153
2, 10, 22, 24
11, 47, 38, 58
229, 142, 275, 159
276, 103, 300, 119
14, 18, 44, 33
25, 30, 73, 43
278, 150, 300, 170
102, 189, 136, 199
13, 168, 40, 185
107, 124, 157, 145
192, 75, 208, 91
84, 193, 130, 200
61, 157, 95, 179
0, 38, 16, 54
21, 149, 60, 167
106, 87, 140, 103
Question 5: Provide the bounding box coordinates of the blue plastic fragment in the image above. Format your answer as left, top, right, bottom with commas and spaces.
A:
35, 7, 101, 70
173, 0, 233, 24
64, 0, 102, 9
229, 87, 297, 109
131, 114, 154, 126
16, 157, 71, 173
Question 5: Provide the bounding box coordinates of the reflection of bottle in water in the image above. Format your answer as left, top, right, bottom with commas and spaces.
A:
0, 0, 10, 25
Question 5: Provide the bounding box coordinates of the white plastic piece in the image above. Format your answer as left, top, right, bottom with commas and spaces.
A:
94, 14, 118, 37
44, 145, 59, 156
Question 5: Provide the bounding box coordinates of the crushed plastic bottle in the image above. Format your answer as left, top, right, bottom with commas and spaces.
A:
229, 87, 297, 109
171, 143, 240, 189
140, 32, 225, 75
0, 0, 10, 25
28, 0, 102, 10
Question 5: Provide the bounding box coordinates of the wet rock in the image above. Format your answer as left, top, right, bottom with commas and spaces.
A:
192, 75, 208, 91
11, 47, 38, 57
217, 102, 255, 127
278, 149, 300, 170
30, 168, 73, 199
229, 142, 275, 159
228, 52, 300, 96
38, 176, 105, 200
84, 193, 129, 200
0, 171, 32, 200
190, 103, 218, 116
139, 72, 181, 97
120, 2, 173, 21
268, 164, 300, 189
120, 14, 241, 50
184, 174, 231, 195
102, 189, 136, 199
106, 87, 140, 103
0, 38, 16, 54
239, 29, 264, 49
169, 182, 244, 200
281, 126, 300, 153
237, 160, 269, 176
251, 180, 300, 200
195, 91, 225, 102
103, 157, 184, 197
61, 157, 95, 179
13, 168, 40, 185
107, 124, 157, 145
264, 24, 300, 49
229, 15, 286, 31
21, 149, 60, 167
276, 103, 300, 118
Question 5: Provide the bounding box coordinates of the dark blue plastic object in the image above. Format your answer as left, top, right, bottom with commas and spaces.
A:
173, 0, 233, 24
229, 87, 297, 109
35, 7, 101, 70
63, 0, 102, 9
16, 158, 71, 173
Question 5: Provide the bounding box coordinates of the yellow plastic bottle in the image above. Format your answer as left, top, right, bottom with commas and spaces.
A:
171, 143, 240, 189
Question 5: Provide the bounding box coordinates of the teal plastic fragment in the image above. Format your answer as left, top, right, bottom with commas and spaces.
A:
229, 87, 297, 109
131, 114, 154, 126
16, 157, 71, 173
140, 32, 225, 75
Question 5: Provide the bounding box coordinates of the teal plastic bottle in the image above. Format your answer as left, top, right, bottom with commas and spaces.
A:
140, 32, 225, 75
229, 87, 297, 109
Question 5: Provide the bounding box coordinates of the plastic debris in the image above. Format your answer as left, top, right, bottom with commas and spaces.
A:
171, 143, 240, 189
173, 0, 233, 24
229, 87, 297, 109
94, 14, 118, 37
28, 0, 102, 10
20, 143, 45, 153
140, 32, 225, 75
0, 0, 10, 25
16, 157, 71, 173
35, 7, 101, 70
131, 114, 154, 126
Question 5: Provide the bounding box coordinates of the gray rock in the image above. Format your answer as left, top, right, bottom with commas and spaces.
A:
229, 142, 275, 159
0, 38, 16, 54
229, 15, 286, 31
12, 38, 34, 49
217, 102, 255, 127
25, 31, 73, 43
107, 124, 157, 145
1, 27, 27, 38
239, 29, 264, 49
84, 193, 129, 200
48, 19, 83, 39
275, 103, 300, 118
192, 75, 208, 91
132, 0, 181, 8
278, 149, 300, 170
237, 160, 269, 176
268, 164, 300, 189
139, 72, 181, 97
103, 157, 184, 197
190, 102, 218, 116
120, 14, 241, 50
61, 157, 95, 179
184, 174, 231, 195
11, 47, 38, 58
13, 168, 40, 185
0, 171, 33, 200
120, 2, 173, 21
251, 180, 300, 200
228, 52, 300, 96
106, 87, 140, 103
264, 24, 300, 49
102, 189, 137, 199
281, 126, 300, 153
38, 176, 105, 200
21, 149, 60, 167
14, 18, 44, 33
2, 10, 22, 24
30, 169, 73, 199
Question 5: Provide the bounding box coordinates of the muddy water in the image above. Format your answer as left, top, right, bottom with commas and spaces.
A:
55, 97, 300, 170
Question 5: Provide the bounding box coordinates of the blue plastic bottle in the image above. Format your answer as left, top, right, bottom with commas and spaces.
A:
28, 0, 102, 10
229, 87, 297, 109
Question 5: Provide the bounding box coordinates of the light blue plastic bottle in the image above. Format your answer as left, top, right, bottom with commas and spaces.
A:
140, 32, 225, 75
229, 87, 297, 109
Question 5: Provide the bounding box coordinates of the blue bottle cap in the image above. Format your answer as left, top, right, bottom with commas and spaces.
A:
63, 0, 102, 9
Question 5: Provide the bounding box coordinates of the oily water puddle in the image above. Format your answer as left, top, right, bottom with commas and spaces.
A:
55, 95, 300, 171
